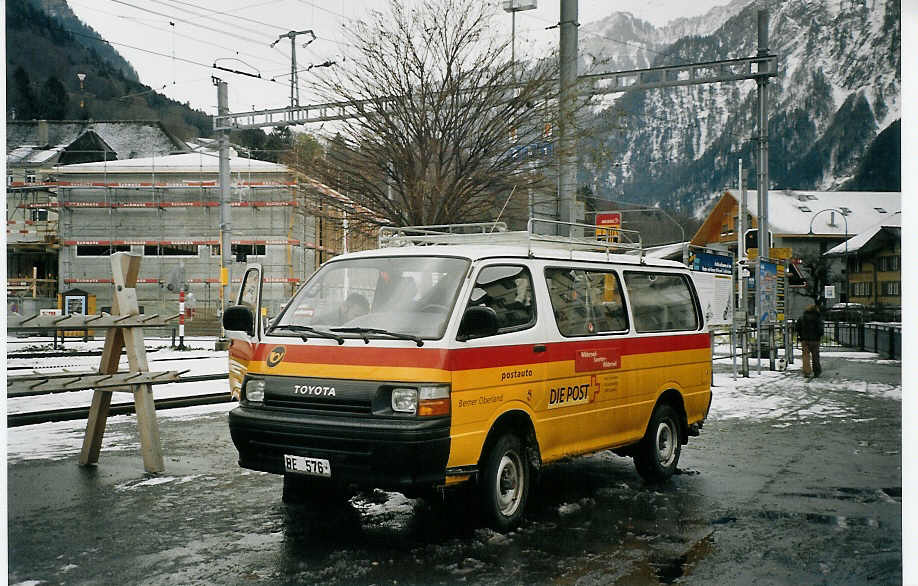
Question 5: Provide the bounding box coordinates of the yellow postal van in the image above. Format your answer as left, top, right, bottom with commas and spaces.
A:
224, 221, 711, 529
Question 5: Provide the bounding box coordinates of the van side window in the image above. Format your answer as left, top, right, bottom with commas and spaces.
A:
467, 265, 535, 333
623, 271, 699, 333
545, 268, 628, 336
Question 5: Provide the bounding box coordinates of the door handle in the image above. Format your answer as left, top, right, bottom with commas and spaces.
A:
533, 344, 547, 353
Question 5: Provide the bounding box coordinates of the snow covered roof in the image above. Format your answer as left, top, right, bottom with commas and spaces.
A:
636, 241, 686, 259
53, 151, 288, 175
6, 120, 186, 163
825, 211, 901, 255
727, 190, 901, 236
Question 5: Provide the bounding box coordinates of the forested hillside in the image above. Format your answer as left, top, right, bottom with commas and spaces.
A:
5, 0, 211, 140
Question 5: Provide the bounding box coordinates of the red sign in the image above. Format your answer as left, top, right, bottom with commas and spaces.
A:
574, 348, 621, 372
596, 212, 621, 228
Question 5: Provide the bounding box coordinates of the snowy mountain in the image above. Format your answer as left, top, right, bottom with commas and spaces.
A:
578, 0, 901, 214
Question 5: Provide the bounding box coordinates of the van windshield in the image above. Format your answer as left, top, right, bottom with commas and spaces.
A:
273, 256, 470, 340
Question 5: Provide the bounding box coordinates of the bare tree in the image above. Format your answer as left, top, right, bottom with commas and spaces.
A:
794, 250, 840, 308
305, 0, 571, 227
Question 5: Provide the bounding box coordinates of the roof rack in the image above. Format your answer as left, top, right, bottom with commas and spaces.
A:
378, 219, 643, 257
378, 222, 508, 247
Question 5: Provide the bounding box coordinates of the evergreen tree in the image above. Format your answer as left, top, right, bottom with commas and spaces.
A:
12, 66, 36, 120
38, 76, 69, 120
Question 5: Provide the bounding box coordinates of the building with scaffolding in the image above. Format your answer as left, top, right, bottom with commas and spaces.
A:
8, 146, 376, 334
6, 120, 188, 313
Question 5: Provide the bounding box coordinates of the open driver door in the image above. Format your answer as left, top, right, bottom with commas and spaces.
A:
223, 264, 264, 400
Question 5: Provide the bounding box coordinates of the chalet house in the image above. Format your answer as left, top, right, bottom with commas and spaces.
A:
691, 189, 901, 318
825, 211, 901, 317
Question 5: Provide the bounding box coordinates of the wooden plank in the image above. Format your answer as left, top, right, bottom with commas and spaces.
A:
80, 253, 132, 467
115, 253, 165, 473
79, 311, 124, 465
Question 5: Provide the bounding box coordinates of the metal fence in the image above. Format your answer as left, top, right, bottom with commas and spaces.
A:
827, 320, 901, 359
712, 319, 901, 373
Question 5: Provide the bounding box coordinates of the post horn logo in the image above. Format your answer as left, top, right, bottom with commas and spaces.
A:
267, 346, 286, 367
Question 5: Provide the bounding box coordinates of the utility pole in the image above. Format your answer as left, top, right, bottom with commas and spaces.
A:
755, 7, 770, 263
215, 78, 232, 348
558, 0, 578, 234
271, 30, 316, 109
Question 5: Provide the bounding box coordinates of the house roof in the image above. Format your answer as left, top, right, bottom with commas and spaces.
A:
724, 190, 901, 236
635, 241, 686, 260
825, 211, 901, 255
53, 150, 288, 175
6, 120, 187, 165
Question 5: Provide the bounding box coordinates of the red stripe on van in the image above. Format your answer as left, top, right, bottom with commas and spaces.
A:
448, 332, 710, 370
254, 332, 709, 372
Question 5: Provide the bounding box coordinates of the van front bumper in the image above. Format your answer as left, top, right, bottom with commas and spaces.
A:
228, 405, 450, 491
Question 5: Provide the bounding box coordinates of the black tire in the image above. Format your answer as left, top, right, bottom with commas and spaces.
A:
633, 403, 682, 482
479, 433, 529, 531
282, 474, 345, 506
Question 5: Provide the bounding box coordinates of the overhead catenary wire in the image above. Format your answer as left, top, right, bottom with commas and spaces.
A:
105, 0, 281, 49
152, 0, 294, 31
69, 0, 290, 68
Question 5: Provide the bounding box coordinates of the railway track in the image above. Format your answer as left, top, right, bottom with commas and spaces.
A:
8, 346, 234, 427
8, 390, 234, 427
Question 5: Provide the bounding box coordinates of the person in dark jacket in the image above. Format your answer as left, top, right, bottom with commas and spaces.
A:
796, 304, 824, 377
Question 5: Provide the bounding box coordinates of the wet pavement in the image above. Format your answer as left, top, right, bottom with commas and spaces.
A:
7, 353, 902, 585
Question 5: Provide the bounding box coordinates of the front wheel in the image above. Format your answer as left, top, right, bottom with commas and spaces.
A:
479, 433, 529, 531
633, 403, 682, 482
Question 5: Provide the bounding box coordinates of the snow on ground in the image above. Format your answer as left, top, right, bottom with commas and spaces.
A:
5, 337, 901, 466
6, 336, 228, 414
710, 350, 901, 423
5, 403, 236, 465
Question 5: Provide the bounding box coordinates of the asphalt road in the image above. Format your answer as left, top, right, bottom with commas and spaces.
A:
7, 353, 902, 585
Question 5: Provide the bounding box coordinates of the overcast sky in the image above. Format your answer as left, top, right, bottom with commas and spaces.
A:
65, 0, 737, 117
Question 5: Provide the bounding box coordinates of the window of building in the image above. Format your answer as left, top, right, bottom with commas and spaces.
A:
144, 244, 199, 257
623, 271, 700, 333
76, 244, 131, 256
466, 265, 535, 333
233, 244, 266, 257
546, 268, 628, 336
874, 207, 887, 213
798, 206, 811, 212
25, 174, 37, 183
851, 281, 873, 297
30, 208, 48, 222
882, 281, 901, 297
847, 257, 863, 274
877, 255, 900, 272
208, 244, 266, 257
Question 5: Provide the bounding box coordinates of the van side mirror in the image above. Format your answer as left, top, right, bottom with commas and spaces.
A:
457, 305, 499, 341
223, 305, 255, 337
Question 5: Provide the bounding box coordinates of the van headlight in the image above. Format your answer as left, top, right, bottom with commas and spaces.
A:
245, 379, 265, 403
391, 388, 418, 413
391, 384, 450, 416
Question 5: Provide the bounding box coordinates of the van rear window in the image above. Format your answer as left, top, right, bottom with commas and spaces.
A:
545, 268, 628, 336
623, 272, 699, 333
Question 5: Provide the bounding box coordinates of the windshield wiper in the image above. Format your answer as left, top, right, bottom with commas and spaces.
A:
330, 327, 424, 347
271, 324, 344, 345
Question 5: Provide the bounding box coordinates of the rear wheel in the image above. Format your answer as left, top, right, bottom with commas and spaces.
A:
479, 433, 529, 531
633, 403, 682, 482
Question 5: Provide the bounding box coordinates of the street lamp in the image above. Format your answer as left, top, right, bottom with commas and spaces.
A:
617, 207, 687, 264
502, 0, 538, 81
808, 208, 849, 306
76, 73, 86, 110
